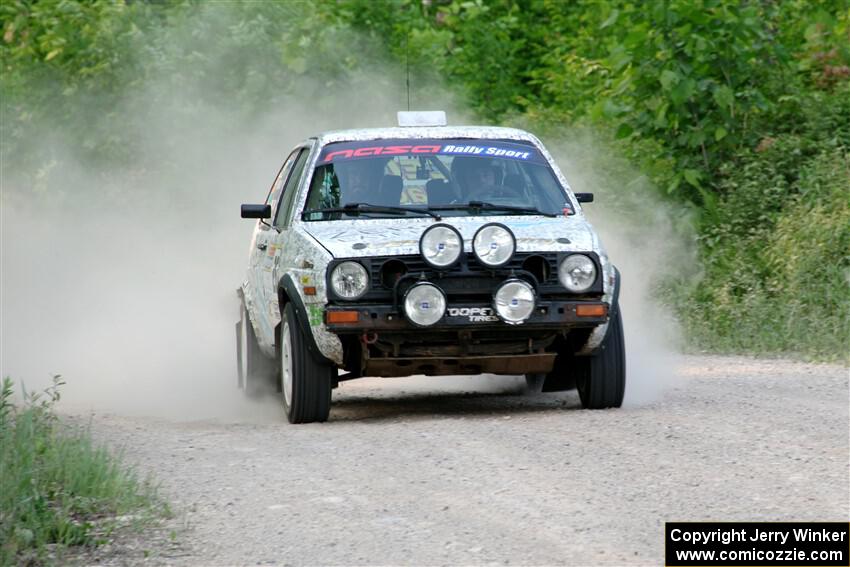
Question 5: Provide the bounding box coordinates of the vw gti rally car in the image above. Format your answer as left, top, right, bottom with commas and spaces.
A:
238, 111, 625, 423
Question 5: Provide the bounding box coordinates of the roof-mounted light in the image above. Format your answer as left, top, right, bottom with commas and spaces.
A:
397, 111, 447, 127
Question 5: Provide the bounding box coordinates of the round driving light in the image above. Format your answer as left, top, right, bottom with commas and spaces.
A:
403, 283, 446, 327
330, 261, 369, 300
473, 223, 515, 267
420, 224, 462, 268
558, 254, 597, 292
493, 279, 535, 325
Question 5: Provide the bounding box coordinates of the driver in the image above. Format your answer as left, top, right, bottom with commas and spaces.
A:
451, 157, 504, 200
336, 160, 373, 204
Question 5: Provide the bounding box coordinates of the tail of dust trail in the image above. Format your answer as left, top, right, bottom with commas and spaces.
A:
0, 13, 470, 421
549, 131, 697, 405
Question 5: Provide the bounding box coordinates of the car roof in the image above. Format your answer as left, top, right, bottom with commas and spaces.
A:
314, 125, 542, 146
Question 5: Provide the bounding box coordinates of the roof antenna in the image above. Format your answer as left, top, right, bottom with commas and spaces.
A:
405, 27, 411, 111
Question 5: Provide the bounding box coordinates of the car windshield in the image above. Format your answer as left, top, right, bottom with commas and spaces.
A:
302, 138, 573, 221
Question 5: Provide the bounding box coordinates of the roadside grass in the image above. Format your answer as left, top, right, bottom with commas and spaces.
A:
674, 139, 850, 364
0, 376, 168, 566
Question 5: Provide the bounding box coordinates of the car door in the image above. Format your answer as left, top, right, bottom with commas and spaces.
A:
257, 147, 312, 341
248, 151, 298, 351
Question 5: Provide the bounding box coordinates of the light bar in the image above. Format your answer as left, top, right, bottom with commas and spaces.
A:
397, 111, 447, 127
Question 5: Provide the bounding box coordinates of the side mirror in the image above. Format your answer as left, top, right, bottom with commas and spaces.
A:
241, 204, 271, 219
575, 193, 594, 203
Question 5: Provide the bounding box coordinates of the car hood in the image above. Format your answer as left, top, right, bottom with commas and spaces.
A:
301, 215, 601, 258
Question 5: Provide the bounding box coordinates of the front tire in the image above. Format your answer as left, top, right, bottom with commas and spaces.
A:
280, 303, 333, 423
576, 304, 626, 409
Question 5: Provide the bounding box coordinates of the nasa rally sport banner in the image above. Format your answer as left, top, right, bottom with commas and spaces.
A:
318, 139, 548, 165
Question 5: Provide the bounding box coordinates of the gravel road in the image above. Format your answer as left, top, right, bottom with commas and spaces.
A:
72, 355, 849, 566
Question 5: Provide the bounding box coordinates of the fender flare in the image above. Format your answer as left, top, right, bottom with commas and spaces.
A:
596, 265, 622, 348
278, 274, 333, 365
609, 266, 621, 318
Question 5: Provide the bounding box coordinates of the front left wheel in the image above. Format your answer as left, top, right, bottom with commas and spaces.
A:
280, 303, 333, 423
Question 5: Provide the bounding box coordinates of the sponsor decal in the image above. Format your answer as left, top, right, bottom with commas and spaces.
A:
441, 144, 532, 160
322, 145, 442, 162
307, 305, 324, 327
447, 307, 500, 323
319, 139, 544, 164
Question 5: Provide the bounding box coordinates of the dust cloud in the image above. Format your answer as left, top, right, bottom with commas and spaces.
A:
549, 130, 696, 405
0, 10, 465, 421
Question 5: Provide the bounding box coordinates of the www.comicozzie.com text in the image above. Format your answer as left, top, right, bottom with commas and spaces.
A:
670, 527, 848, 546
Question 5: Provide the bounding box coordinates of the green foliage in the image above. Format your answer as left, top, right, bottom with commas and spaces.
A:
0, 376, 165, 565
679, 83, 850, 359
0, 0, 375, 172
599, 2, 779, 197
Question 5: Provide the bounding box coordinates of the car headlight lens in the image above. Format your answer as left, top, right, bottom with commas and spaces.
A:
330, 261, 369, 300
403, 283, 446, 327
558, 254, 596, 292
493, 279, 535, 324
420, 224, 462, 268
473, 224, 515, 267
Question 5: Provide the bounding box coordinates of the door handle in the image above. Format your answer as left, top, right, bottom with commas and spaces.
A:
257, 242, 267, 251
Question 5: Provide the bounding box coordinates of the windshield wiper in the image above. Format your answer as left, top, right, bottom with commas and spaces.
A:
302, 202, 442, 221
427, 201, 558, 218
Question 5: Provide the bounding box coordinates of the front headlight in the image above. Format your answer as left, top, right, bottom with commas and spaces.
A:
473, 223, 515, 267
403, 283, 446, 327
330, 261, 369, 300
558, 254, 596, 292
493, 279, 535, 325
420, 224, 462, 268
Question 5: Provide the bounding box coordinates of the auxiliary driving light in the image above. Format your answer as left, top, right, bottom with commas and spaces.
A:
473, 223, 515, 267
493, 279, 535, 325
403, 283, 447, 327
558, 254, 597, 293
420, 224, 463, 268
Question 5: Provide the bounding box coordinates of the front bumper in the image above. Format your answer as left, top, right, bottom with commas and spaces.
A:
325, 300, 608, 377
325, 299, 609, 332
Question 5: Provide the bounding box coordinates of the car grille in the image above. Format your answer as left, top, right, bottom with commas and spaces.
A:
337, 252, 568, 304
369, 253, 559, 287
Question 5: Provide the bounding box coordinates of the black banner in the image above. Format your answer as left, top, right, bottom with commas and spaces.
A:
666, 522, 849, 566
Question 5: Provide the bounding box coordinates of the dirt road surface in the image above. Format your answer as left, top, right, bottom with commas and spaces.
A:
72, 355, 848, 566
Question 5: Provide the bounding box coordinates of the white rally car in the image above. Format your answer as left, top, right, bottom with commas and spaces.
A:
238, 112, 625, 423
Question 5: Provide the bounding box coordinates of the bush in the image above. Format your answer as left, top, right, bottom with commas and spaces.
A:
679, 85, 850, 360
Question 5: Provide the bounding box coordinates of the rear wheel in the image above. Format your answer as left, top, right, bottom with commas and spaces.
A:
540, 350, 577, 392
280, 303, 333, 423
237, 300, 276, 398
575, 304, 626, 409
524, 373, 546, 393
